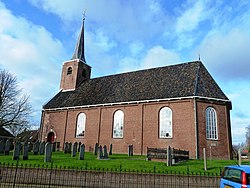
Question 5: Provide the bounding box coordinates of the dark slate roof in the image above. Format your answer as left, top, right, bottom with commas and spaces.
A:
43, 61, 229, 109
17, 129, 39, 143
0, 126, 14, 138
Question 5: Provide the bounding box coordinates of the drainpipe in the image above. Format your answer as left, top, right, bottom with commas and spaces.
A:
141, 104, 144, 155
194, 97, 199, 159
39, 110, 45, 141
63, 110, 69, 150
98, 107, 102, 145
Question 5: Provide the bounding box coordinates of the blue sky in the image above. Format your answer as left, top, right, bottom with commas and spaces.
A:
0, 0, 249, 145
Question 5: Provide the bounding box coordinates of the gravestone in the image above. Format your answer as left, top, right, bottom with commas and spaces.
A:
109, 144, 113, 155
56, 142, 60, 151
52, 142, 56, 152
0, 140, 4, 153
23, 142, 29, 160
97, 145, 103, 159
13, 141, 21, 160
39, 141, 46, 155
103, 145, 108, 159
128, 145, 133, 156
28, 142, 33, 152
94, 143, 98, 155
79, 144, 85, 160
4, 139, 11, 155
78, 142, 81, 152
33, 140, 40, 155
68, 143, 72, 153
72, 142, 77, 157
64, 142, 68, 153
44, 142, 52, 162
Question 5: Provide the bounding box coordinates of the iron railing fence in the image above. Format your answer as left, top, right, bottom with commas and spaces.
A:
0, 162, 220, 188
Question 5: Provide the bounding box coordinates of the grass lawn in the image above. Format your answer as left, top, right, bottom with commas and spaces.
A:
0, 151, 249, 175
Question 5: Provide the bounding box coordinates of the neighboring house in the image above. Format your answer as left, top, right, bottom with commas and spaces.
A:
40, 19, 232, 159
0, 126, 14, 141
16, 129, 39, 143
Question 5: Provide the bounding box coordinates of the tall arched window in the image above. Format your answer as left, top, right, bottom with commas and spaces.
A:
67, 67, 72, 75
113, 110, 124, 138
76, 113, 86, 137
206, 107, 218, 139
159, 107, 172, 138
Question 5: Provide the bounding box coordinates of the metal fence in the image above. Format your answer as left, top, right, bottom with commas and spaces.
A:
0, 162, 220, 188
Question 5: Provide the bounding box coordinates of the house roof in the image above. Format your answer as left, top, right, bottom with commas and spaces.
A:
16, 129, 39, 143
43, 61, 230, 110
0, 126, 14, 138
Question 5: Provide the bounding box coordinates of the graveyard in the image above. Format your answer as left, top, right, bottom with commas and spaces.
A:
0, 139, 245, 174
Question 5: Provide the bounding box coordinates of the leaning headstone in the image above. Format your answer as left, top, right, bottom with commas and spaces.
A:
68, 143, 72, 153
52, 142, 56, 152
97, 145, 103, 159
39, 141, 46, 155
109, 144, 113, 155
103, 145, 108, 159
78, 142, 81, 152
23, 142, 29, 160
44, 142, 52, 163
128, 145, 133, 156
79, 144, 85, 160
94, 143, 98, 155
64, 142, 68, 153
0, 140, 4, 153
56, 142, 60, 151
13, 141, 21, 160
72, 142, 77, 157
33, 140, 40, 155
4, 139, 11, 155
28, 142, 33, 152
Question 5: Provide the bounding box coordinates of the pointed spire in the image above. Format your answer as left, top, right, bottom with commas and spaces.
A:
71, 15, 86, 62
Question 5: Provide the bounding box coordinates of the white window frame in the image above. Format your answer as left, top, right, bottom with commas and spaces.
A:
159, 107, 172, 138
76, 113, 86, 138
113, 110, 124, 138
206, 107, 218, 140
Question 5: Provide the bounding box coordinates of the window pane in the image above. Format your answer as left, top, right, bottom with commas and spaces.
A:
206, 107, 217, 139
76, 113, 86, 137
159, 107, 172, 138
113, 110, 124, 138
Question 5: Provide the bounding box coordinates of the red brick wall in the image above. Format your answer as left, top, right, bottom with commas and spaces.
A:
196, 100, 231, 159
41, 99, 231, 159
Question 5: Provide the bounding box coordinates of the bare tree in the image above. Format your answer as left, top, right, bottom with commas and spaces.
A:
0, 69, 31, 135
246, 125, 250, 150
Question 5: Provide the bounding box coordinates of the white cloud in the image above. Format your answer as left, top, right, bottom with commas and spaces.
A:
195, 28, 250, 80
175, 1, 206, 33
117, 45, 181, 73
0, 2, 67, 123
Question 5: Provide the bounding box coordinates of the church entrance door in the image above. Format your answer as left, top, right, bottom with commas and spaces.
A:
47, 132, 55, 143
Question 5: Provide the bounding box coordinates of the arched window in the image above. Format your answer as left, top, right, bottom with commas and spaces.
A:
76, 113, 86, 137
67, 67, 72, 75
206, 107, 218, 139
113, 110, 124, 138
159, 107, 172, 138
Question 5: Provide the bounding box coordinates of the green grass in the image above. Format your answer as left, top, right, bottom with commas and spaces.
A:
0, 151, 249, 175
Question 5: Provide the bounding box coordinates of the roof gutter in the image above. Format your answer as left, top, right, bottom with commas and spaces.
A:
43, 96, 231, 111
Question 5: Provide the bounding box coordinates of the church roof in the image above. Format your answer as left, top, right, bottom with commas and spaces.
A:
43, 61, 230, 110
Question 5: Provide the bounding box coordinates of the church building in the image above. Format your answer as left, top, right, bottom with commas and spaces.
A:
40, 19, 233, 159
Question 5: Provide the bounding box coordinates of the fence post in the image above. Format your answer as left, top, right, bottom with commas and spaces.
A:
187, 166, 189, 188
203, 148, 207, 171
238, 149, 241, 165
13, 159, 19, 188
48, 162, 53, 188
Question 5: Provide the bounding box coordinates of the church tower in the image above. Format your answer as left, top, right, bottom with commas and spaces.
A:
60, 17, 91, 91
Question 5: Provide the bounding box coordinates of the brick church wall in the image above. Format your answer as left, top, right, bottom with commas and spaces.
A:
41, 99, 231, 159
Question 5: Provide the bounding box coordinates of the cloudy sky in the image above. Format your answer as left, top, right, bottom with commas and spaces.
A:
0, 0, 249, 145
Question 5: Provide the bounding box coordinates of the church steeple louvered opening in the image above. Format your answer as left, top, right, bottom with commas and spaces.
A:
60, 16, 91, 91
